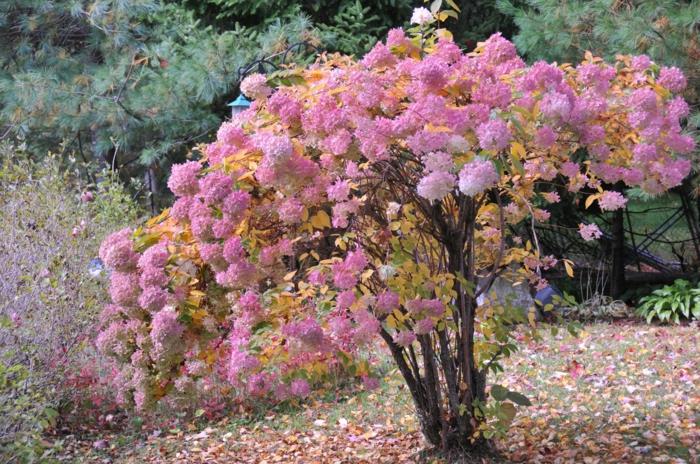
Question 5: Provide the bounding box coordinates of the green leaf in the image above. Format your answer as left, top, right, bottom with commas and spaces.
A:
507, 391, 531, 406
490, 384, 508, 401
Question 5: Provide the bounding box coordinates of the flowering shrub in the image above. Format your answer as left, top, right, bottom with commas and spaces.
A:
0, 148, 139, 456
98, 11, 694, 449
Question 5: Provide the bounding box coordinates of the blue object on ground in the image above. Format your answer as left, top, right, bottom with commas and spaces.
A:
534, 284, 562, 307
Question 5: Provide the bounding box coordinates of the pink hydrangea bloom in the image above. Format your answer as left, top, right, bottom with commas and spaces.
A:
657, 66, 687, 92
540, 91, 572, 122
376, 291, 399, 314
331, 250, 368, 289
255, 134, 294, 165
393, 330, 417, 347
667, 97, 690, 120
167, 161, 201, 197
417, 171, 456, 201
414, 318, 435, 335
278, 197, 305, 224
542, 191, 560, 203
578, 223, 603, 241
415, 57, 449, 89
267, 91, 302, 126
458, 158, 499, 197
138, 287, 168, 312
223, 236, 245, 264
598, 191, 627, 211
138, 243, 169, 270
199, 242, 225, 269
323, 129, 353, 156
476, 119, 511, 151
240, 73, 271, 100
664, 132, 695, 154
99, 228, 138, 272
422, 151, 453, 173
361, 42, 397, 69
283, 318, 326, 351
422, 299, 445, 318
199, 172, 233, 205
139, 266, 168, 289
534, 126, 557, 148
96, 321, 132, 359
228, 349, 259, 382
631, 55, 651, 71
170, 196, 194, 221
109, 272, 141, 307
247, 372, 273, 396
217, 121, 247, 146
406, 130, 449, 154
327, 179, 351, 202
150, 309, 185, 364
221, 190, 251, 218
352, 309, 380, 344
336, 290, 356, 310
306, 269, 325, 287
481, 32, 517, 65
290, 378, 311, 398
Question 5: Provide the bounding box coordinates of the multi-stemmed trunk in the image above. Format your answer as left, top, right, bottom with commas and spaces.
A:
379, 290, 487, 451
376, 197, 492, 452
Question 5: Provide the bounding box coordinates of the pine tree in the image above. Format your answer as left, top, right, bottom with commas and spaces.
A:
177, 0, 414, 56
0, 1, 318, 209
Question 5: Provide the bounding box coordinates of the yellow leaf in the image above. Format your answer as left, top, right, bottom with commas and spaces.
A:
237, 170, 256, 182
147, 209, 170, 227
310, 210, 331, 229
564, 260, 574, 278
445, 0, 460, 12
527, 308, 537, 327
585, 194, 599, 209
435, 28, 454, 41
283, 270, 297, 281
510, 142, 526, 159
425, 123, 453, 133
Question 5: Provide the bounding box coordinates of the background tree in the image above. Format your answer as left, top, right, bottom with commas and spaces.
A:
0, 1, 318, 211
177, 0, 413, 56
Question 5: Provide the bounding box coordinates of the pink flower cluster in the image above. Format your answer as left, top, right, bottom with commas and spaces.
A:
578, 223, 603, 242
458, 158, 499, 197
240, 73, 271, 100
331, 250, 368, 290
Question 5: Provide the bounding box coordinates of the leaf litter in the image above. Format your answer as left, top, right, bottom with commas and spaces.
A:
58, 322, 699, 463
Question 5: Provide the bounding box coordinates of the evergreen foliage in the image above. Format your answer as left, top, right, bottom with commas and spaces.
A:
178, 0, 413, 55
0, 1, 318, 206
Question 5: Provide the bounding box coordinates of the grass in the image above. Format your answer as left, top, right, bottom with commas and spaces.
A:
57, 321, 699, 463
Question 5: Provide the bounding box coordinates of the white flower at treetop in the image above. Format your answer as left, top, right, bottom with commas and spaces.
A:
410, 7, 434, 26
